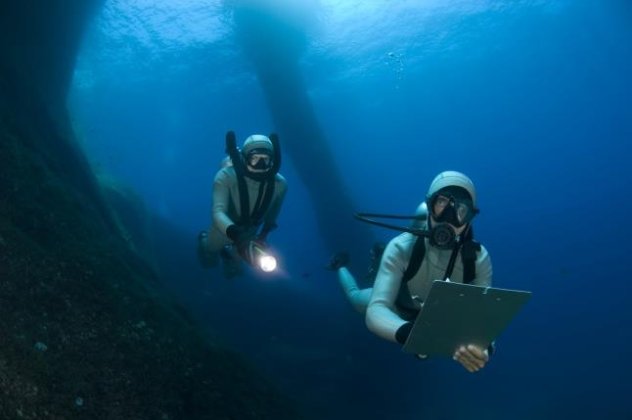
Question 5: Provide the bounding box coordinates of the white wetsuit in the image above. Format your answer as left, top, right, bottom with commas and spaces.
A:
365, 205, 493, 343
207, 165, 287, 255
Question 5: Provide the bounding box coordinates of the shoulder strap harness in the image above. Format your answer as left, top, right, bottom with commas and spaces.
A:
225, 131, 281, 227
396, 226, 481, 319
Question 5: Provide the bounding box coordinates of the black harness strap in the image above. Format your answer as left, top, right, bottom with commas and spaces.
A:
402, 230, 478, 285
226, 131, 281, 230
251, 179, 276, 225
402, 236, 427, 282
396, 235, 428, 318
396, 234, 478, 318
249, 132, 281, 225
235, 173, 250, 225
443, 243, 462, 281
224, 130, 281, 228
226, 131, 251, 225
460, 227, 481, 282
251, 181, 266, 218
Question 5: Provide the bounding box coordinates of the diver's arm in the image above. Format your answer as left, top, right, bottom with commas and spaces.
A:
212, 169, 237, 236
365, 237, 412, 343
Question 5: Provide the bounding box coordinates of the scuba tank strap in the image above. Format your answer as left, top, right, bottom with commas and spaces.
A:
401, 226, 479, 283
402, 236, 426, 282
443, 242, 462, 281
251, 181, 266, 217
249, 133, 280, 223
461, 243, 479, 284
459, 225, 480, 284
236, 175, 250, 225
225, 131, 243, 174
251, 178, 276, 224
269, 133, 282, 175
226, 131, 251, 225
460, 236, 480, 284
224, 131, 280, 226
397, 236, 426, 319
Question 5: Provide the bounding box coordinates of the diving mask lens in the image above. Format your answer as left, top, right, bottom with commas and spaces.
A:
246, 152, 273, 172
432, 194, 474, 227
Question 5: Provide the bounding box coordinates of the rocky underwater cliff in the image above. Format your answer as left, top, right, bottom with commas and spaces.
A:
0, 1, 300, 418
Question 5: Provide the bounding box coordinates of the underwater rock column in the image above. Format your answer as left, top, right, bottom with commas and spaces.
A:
232, 3, 374, 254
0, 0, 117, 233
0, 0, 105, 115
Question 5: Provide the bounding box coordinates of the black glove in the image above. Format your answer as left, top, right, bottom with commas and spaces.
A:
487, 342, 496, 357
325, 252, 350, 271
395, 322, 413, 345
226, 224, 249, 243
235, 240, 253, 264
395, 322, 429, 360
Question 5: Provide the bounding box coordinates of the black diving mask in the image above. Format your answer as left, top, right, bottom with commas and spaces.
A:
430, 190, 477, 228
246, 151, 273, 173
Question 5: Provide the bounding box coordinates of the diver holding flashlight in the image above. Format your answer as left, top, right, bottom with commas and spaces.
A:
197, 131, 286, 278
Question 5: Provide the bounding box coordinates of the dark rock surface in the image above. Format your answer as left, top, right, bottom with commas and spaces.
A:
0, 1, 301, 418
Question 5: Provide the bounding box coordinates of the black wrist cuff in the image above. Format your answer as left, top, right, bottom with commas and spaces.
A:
395, 322, 413, 345
487, 342, 496, 357
226, 224, 240, 241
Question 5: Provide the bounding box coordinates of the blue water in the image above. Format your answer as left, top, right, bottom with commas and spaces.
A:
69, 1, 632, 419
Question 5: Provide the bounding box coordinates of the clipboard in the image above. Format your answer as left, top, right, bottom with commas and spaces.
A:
402, 280, 532, 357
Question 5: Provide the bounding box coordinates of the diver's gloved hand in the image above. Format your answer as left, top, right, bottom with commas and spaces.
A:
325, 252, 350, 271
394, 322, 430, 361
235, 239, 253, 264
226, 224, 250, 243
236, 239, 270, 269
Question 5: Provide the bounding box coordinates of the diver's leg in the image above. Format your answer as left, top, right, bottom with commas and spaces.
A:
197, 230, 219, 268
199, 224, 232, 269
207, 226, 242, 278
338, 267, 372, 314
219, 244, 243, 279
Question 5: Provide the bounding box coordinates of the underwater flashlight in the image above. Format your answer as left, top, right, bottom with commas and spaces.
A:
245, 241, 278, 273
258, 254, 277, 272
